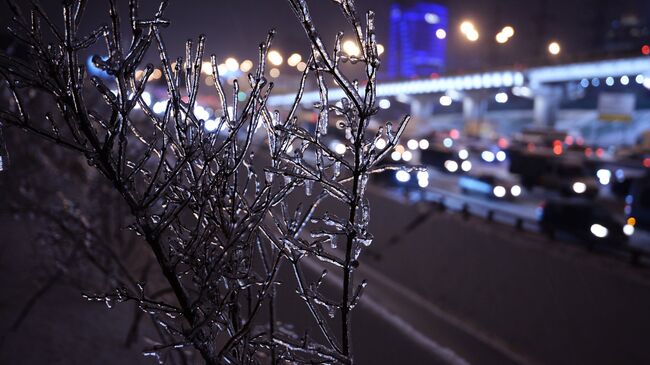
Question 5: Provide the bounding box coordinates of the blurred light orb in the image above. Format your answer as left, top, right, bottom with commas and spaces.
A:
377, 44, 385, 55
287, 53, 302, 67
501, 26, 515, 38
425, 13, 440, 24
204, 119, 219, 132
419, 139, 430, 150
375, 138, 387, 150
620, 75, 630, 85
343, 40, 361, 56
267, 50, 283, 66
240, 60, 254, 73
396, 170, 411, 183
407, 139, 419, 150
379, 99, 391, 109
444, 160, 459, 173
495, 92, 508, 103
435, 29, 447, 40
493, 185, 506, 198
461, 160, 472, 172
402, 150, 413, 162
296, 62, 308, 72
269, 68, 281, 78
225, 57, 239, 72
439, 95, 453, 106
548, 41, 561, 55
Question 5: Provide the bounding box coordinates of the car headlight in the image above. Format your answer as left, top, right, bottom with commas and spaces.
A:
395, 170, 411, 182
596, 169, 611, 185
572, 181, 587, 194
493, 185, 506, 198
590, 223, 608, 238
510, 185, 522, 197
444, 160, 458, 172
623, 224, 635, 236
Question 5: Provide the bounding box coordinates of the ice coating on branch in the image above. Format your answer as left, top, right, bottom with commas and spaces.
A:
0, 0, 411, 363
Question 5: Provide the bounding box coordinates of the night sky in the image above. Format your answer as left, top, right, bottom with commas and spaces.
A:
1, 0, 649, 72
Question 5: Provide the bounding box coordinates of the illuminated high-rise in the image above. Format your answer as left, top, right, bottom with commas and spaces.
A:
387, 2, 448, 79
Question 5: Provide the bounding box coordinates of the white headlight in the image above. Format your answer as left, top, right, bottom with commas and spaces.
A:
395, 170, 411, 182
510, 185, 521, 197
444, 160, 459, 172
572, 182, 587, 194
493, 185, 506, 198
623, 224, 635, 236
596, 169, 611, 185
461, 160, 472, 172
481, 151, 495, 162
407, 139, 419, 150
590, 223, 608, 238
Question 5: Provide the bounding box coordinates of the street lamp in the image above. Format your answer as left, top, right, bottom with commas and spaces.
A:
548, 41, 561, 56
460, 21, 479, 42
267, 50, 283, 66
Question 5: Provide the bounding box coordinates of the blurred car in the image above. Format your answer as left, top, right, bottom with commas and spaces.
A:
537, 199, 631, 246
374, 167, 430, 189
459, 174, 522, 200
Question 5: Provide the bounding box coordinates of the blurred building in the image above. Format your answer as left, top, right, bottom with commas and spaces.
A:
604, 14, 650, 55
386, 2, 448, 79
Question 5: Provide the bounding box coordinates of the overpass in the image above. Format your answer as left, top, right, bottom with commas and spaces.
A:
267, 56, 650, 127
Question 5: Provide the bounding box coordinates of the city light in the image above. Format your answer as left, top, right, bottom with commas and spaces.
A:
379, 99, 391, 109
267, 50, 283, 66
643, 45, 650, 56
436, 29, 447, 40
343, 40, 361, 57
444, 160, 459, 173
396, 170, 411, 183
269, 68, 280, 78
458, 149, 469, 160
402, 150, 413, 162
572, 182, 587, 194
620, 75, 629, 85
419, 139, 430, 150
496, 26, 515, 44
605, 76, 614, 86
425, 13, 440, 24
460, 21, 479, 42
495, 92, 508, 103
287, 53, 302, 67
501, 26, 515, 38
439, 95, 453, 106
225, 57, 239, 72
377, 44, 385, 55
548, 41, 561, 55
240, 60, 254, 73
493, 186, 506, 198
375, 138, 387, 150
204, 119, 220, 132
334, 142, 346, 155
407, 139, 419, 150
391, 151, 401, 161
296, 62, 307, 72
461, 160, 472, 172
496, 32, 509, 44
590, 223, 608, 238
510, 185, 522, 197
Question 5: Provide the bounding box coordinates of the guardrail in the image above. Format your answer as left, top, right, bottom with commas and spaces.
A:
376, 185, 650, 268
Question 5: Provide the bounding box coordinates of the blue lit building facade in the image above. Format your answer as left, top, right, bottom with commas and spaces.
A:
386, 2, 448, 80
